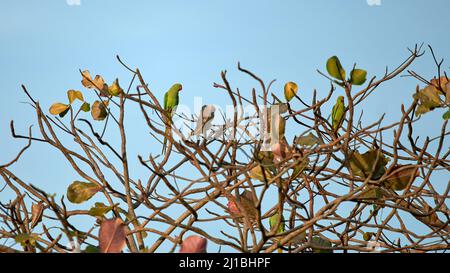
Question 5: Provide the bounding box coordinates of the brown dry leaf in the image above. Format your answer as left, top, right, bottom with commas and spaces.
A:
30, 202, 44, 229
348, 149, 389, 180
81, 70, 105, 89
430, 76, 449, 92
99, 218, 127, 253
383, 165, 419, 191
91, 101, 108, 121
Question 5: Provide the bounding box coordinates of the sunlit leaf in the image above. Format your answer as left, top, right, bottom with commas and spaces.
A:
99, 218, 126, 253
414, 85, 441, 116
30, 202, 44, 229
179, 235, 208, 253
430, 76, 449, 92
88, 202, 113, 217
269, 212, 285, 235
67, 181, 100, 204
348, 149, 390, 180
80, 102, 90, 112
91, 100, 108, 121
349, 69, 367, 86
15, 233, 38, 247
108, 78, 123, 96
326, 56, 346, 81
81, 70, 106, 90
284, 81, 298, 102
443, 108, 450, 120
49, 103, 69, 116
67, 90, 84, 104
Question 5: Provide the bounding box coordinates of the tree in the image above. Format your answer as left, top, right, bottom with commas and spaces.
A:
0, 44, 449, 253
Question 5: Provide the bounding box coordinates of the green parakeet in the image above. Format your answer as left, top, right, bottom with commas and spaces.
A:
162, 83, 182, 153
332, 96, 345, 134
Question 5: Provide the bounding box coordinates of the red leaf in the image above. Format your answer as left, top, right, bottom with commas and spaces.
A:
227, 200, 241, 217
179, 235, 207, 253
99, 218, 126, 253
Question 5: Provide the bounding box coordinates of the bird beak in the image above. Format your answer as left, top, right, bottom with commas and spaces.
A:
179, 86, 183, 92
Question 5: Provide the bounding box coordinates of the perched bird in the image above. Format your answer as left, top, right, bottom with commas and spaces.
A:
162, 83, 182, 153
332, 96, 345, 134
192, 105, 216, 137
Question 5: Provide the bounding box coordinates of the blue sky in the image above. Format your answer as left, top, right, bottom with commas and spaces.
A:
0, 0, 449, 252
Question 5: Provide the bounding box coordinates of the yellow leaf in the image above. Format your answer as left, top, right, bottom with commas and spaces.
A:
81, 70, 106, 90
249, 165, 273, 182
49, 103, 70, 115
67, 90, 84, 104
284, 81, 298, 102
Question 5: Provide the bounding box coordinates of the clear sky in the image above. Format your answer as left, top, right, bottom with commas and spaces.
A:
0, 0, 449, 252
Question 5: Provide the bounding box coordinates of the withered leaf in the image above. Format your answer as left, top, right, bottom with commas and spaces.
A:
99, 218, 127, 253
31, 202, 44, 229
348, 149, 390, 180
91, 100, 108, 121
383, 165, 419, 191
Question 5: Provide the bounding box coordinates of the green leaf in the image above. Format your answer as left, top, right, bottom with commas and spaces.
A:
88, 202, 113, 217
291, 157, 310, 180
269, 212, 285, 234
107, 78, 123, 96
67, 181, 100, 204
284, 81, 298, 102
49, 103, 70, 116
443, 108, 450, 120
349, 69, 367, 85
256, 151, 275, 169
311, 237, 333, 253
295, 133, 320, 147
348, 149, 390, 180
91, 100, 108, 121
15, 233, 38, 247
84, 245, 101, 253
80, 102, 90, 112
67, 90, 84, 104
326, 56, 346, 81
